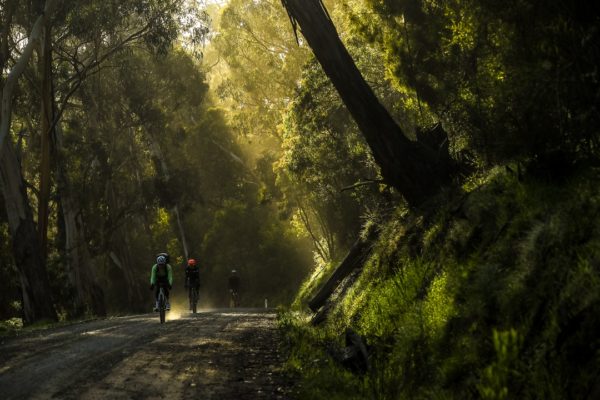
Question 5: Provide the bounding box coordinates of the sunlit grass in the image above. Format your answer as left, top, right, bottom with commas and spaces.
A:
283, 168, 600, 399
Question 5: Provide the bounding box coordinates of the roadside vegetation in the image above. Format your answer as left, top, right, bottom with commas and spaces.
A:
282, 166, 600, 399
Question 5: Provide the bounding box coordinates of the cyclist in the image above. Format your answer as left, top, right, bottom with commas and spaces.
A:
228, 269, 240, 307
150, 255, 173, 311
185, 258, 200, 311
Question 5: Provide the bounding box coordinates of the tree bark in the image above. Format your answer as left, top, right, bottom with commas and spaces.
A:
149, 137, 190, 259
109, 246, 145, 312
61, 195, 106, 316
54, 123, 106, 317
0, 139, 57, 323
37, 20, 54, 259
105, 181, 145, 312
0, 0, 58, 324
308, 228, 378, 312
0, 0, 56, 155
173, 205, 189, 260
281, 0, 452, 205
0, 1, 16, 77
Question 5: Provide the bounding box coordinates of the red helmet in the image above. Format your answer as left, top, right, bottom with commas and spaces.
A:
187, 258, 197, 266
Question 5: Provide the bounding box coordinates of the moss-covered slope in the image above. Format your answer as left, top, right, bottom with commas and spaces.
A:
282, 168, 600, 399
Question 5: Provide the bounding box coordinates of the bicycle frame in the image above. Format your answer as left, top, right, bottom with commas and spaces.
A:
158, 287, 167, 323
189, 286, 198, 314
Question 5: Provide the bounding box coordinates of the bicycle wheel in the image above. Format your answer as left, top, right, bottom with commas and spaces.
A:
192, 288, 197, 314
159, 289, 166, 324
231, 291, 239, 308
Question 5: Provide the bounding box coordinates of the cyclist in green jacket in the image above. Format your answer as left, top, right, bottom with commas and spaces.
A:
150, 254, 173, 311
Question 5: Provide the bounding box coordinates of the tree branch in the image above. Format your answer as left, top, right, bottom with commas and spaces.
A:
0, 0, 57, 155
340, 179, 385, 193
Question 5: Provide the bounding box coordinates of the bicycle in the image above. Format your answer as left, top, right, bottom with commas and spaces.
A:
188, 285, 198, 314
157, 286, 167, 324
229, 289, 240, 308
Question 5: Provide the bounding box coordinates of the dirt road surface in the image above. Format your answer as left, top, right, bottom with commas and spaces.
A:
0, 309, 296, 399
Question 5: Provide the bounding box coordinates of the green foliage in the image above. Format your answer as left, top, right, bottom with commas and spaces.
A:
346, 0, 600, 164
279, 311, 367, 400
293, 260, 337, 309
210, 0, 309, 140
200, 199, 311, 306
285, 168, 600, 399
0, 318, 23, 336
478, 329, 522, 400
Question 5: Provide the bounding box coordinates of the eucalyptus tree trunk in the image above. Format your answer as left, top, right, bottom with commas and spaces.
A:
281, 0, 452, 205
60, 195, 106, 316
37, 20, 54, 259
149, 138, 190, 260
55, 125, 106, 317
0, 0, 58, 324
0, 139, 57, 323
0, 0, 56, 153
105, 182, 145, 311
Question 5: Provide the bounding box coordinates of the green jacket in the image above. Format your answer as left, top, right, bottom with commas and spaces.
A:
150, 263, 173, 285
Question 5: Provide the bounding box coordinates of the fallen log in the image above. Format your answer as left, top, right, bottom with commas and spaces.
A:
308, 228, 379, 312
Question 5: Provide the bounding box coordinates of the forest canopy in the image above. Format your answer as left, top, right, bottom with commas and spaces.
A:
1, 0, 599, 362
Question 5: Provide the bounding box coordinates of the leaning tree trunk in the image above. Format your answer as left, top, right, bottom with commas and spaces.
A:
281, 0, 452, 205
0, 139, 57, 323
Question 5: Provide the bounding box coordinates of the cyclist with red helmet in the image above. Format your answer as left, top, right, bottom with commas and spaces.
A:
185, 258, 201, 311
150, 254, 173, 311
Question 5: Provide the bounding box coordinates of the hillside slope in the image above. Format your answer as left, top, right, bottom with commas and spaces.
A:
282, 167, 600, 399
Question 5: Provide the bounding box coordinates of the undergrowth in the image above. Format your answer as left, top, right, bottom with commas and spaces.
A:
280, 167, 600, 399
0, 316, 99, 337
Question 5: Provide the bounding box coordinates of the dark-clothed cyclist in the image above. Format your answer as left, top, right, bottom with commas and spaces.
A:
228, 269, 240, 307
150, 255, 173, 311
185, 258, 200, 311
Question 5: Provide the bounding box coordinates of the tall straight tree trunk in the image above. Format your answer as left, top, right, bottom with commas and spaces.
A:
1, 0, 56, 153
173, 205, 189, 259
55, 125, 106, 317
281, 0, 452, 205
149, 138, 190, 259
105, 181, 145, 312
60, 194, 106, 316
37, 21, 54, 259
109, 244, 145, 312
0, 0, 58, 325
0, 139, 57, 323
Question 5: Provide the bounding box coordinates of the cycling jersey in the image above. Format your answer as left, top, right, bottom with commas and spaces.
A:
185, 265, 200, 285
150, 264, 173, 286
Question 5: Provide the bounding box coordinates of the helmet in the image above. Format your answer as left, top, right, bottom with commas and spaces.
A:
187, 258, 197, 266
157, 252, 169, 263
157, 255, 166, 265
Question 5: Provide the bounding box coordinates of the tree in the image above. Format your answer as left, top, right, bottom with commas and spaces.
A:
0, 0, 187, 320
0, 0, 58, 323
348, 0, 600, 165
281, 0, 452, 205
211, 0, 309, 142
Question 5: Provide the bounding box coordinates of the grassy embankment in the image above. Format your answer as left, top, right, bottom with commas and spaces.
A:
280, 166, 600, 399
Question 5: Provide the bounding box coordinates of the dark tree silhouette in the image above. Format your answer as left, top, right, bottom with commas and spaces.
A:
281, 0, 452, 205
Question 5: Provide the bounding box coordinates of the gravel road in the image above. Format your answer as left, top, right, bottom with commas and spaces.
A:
0, 309, 295, 399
